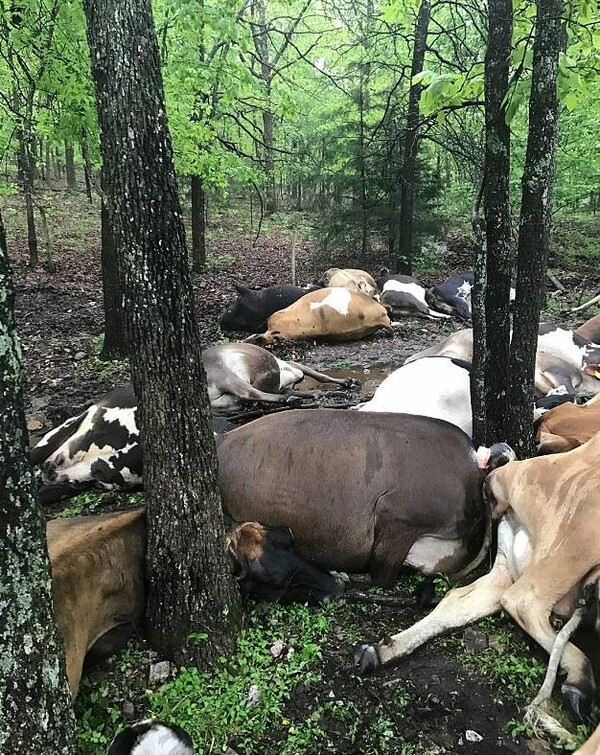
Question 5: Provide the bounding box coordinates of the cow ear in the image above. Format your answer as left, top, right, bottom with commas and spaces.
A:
234, 283, 252, 295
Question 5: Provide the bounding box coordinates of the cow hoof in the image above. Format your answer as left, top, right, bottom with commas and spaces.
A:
344, 378, 361, 390
285, 395, 303, 406
562, 681, 594, 721
355, 644, 380, 675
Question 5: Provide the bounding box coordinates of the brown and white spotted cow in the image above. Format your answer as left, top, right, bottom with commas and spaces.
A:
357, 433, 600, 720
250, 287, 394, 345
49, 508, 344, 696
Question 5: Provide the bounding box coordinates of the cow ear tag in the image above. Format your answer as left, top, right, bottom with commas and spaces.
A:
475, 446, 491, 469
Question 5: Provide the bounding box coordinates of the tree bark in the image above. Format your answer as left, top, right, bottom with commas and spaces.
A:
471, 0, 513, 447
0, 228, 76, 753
83, 0, 242, 667
80, 134, 93, 203
506, 0, 563, 457
17, 132, 38, 267
100, 193, 128, 359
397, 0, 430, 275
191, 174, 206, 272
0, 204, 6, 257
65, 141, 77, 192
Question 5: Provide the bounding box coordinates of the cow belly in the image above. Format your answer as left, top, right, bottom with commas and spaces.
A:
403, 536, 467, 573
497, 515, 532, 582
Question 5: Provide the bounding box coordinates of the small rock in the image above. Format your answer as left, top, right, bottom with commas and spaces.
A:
26, 418, 44, 431
463, 628, 488, 652
270, 639, 285, 659
148, 660, 171, 684
74, 351, 86, 361
465, 730, 483, 743
122, 701, 135, 719
247, 684, 262, 707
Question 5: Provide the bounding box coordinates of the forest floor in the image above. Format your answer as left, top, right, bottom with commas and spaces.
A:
6, 189, 600, 754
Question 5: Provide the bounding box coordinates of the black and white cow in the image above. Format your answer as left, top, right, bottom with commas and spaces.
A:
357, 357, 473, 437
108, 721, 194, 755
220, 284, 307, 333
32, 343, 354, 497
377, 270, 451, 320
425, 272, 516, 321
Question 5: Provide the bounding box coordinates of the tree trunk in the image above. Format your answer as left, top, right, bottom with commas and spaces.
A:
190, 174, 206, 272
100, 194, 128, 359
0, 204, 6, 256
83, 0, 242, 667
506, 0, 563, 457
17, 134, 38, 267
0, 233, 76, 753
65, 141, 77, 192
81, 134, 93, 203
397, 0, 430, 275
252, 0, 276, 214
471, 0, 513, 447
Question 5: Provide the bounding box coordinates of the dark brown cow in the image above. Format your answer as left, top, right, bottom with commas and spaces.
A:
251, 287, 393, 345
535, 393, 600, 454
576, 313, 600, 343
48, 508, 344, 696
217, 409, 514, 586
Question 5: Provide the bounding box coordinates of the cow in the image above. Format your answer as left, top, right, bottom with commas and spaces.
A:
32, 343, 355, 495
377, 271, 451, 320
248, 287, 394, 345
576, 313, 600, 343
425, 271, 475, 320
535, 392, 600, 455
48, 508, 344, 696
575, 723, 600, 754
357, 357, 473, 437
219, 284, 307, 333
216, 409, 515, 588
319, 268, 378, 298
108, 721, 194, 755
356, 434, 600, 722
405, 326, 600, 398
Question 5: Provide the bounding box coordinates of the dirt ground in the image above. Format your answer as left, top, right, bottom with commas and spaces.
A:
8, 192, 600, 753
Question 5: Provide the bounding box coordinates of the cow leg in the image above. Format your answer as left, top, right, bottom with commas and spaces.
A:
500, 564, 596, 720
357, 549, 513, 674
288, 361, 358, 388
219, 373, 296, 404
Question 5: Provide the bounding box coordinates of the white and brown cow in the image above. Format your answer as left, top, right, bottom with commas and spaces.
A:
319, 268, 378, 298
49, 508, 344, 696
357, 433, 600, 721
249, 287, 394, 345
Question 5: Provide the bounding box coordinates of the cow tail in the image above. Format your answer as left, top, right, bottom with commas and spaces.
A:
449, 493, 492, 585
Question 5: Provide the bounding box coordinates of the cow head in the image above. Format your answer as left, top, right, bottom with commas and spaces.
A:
219, 284, 257, 332
226, 519, 345, 604
108, 720, 194, 755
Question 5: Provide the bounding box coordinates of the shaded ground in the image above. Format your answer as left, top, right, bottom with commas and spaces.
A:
7, 191, 600, 754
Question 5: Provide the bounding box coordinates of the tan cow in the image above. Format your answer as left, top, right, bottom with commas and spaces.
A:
575, 723, 600, 754
357, 434, 600, 721
576, 313, 600, 343
251, 287, 393, 345
536, 393, 600, 454
48, 509, 344, 696
320, 267, 378, 298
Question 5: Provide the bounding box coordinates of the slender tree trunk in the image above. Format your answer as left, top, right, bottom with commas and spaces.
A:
100, 195, 128, 359
506, 0, 563, 457
81, 134, 93, 202
17, 133, 38, 267
252, 0, 276, 214
39, 138, 46, 182
83, 0, 242, 667
471, 0, 513, 447
65, 141, 77, 192
0, 205, 6, 256
397, 0, 430, 275
190, 174, 206, 272
0, 235, 76, 753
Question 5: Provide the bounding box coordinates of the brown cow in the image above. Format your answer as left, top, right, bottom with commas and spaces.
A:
48, 508, 343, 696
575, 723, 600, 754
319, 267, 378, 298
576, 313, 600, 343
250, 287, 393, 345
357, 434, 600, 721
536, 393, 600, 454
217, 409, 514, 587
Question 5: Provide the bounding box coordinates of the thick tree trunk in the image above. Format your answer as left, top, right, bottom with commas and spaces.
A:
506, 0, 563, 457
397, 0, 430, 275
191, 174, 206, 272
65, 141, 77, 192
100, 195, 128, 359
471, 0, 513, 447
83, 0, 242, 667
0, 235, 76, 753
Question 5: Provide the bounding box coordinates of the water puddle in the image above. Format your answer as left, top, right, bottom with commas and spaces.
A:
301, 362, 393, 398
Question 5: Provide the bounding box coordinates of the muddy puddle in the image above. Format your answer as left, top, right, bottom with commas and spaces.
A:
300, 361, 392, 399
